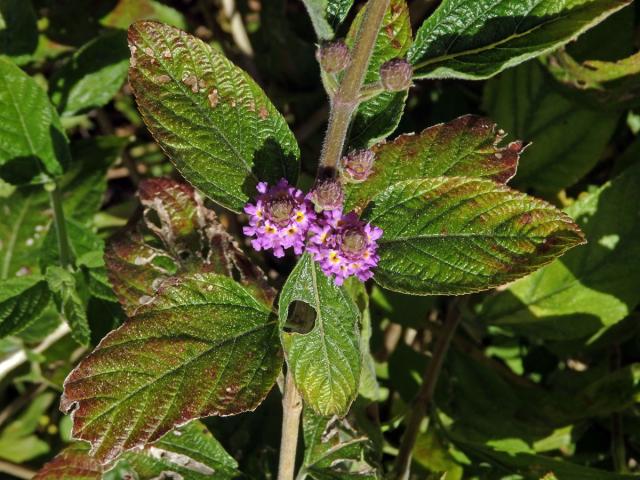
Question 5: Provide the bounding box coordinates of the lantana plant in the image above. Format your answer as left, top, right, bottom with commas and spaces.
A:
10, 0, 635, 479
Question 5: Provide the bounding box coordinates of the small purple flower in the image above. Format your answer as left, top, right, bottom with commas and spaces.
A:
308, 210, 383, 286
243, 179, 315, 258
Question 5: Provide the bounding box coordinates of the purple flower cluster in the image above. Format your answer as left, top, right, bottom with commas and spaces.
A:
243, 180, 315, 258
243, 179, 382, 285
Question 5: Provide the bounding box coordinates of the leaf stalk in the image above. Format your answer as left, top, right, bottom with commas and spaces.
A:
47, 182, 73, 269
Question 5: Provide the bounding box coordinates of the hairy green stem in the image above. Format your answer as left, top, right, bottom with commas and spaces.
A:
48, 183, 72, 269
317, 0, 390, 173
392, 300, 462, 480
278, 369, 303, 480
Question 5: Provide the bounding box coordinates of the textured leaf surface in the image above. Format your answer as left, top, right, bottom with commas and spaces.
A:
0, 58, 69, 182
0, 275, 50, 338
363, 178, 585, 295
479, 163, 640, 340
0, 0, 38, 65
302, 409, 379, 479
302, 0, 354, 40
409, 0, 632, 80
346, 0, 412, 147
46, 266, 91, 346
345, 115, 524, 212
106, 178, 274, 316
0, 187, 50, 278
61, 272, 282, 463
128, 21, 299, 211
483, 61, 619, 193
279, 253, 360, 416
34, 421, 239, 480
50, 31, 129, 116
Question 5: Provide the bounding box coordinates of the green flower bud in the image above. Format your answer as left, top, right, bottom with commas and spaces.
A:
316, 41, 351, 73
380, 58, 413, 92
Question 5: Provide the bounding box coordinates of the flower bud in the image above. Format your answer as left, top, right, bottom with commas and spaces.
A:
310, 178, 344, 211
316, 41, 351, 73
379, 58, 413, 92
340, 149, 375, 183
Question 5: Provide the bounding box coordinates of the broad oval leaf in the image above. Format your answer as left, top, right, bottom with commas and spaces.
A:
345, 115, 524, 212
346, 0, 412, 147
363, 178, 585, 295
50, 30, 130, 117
61, 272, 282, 463
0, 275, 50, 338
479, 162, 640, 340
105, 178, 274, 316
34, 421, 239, 480
483, 61, 619, 194
128, 21, 299, 212
0, 58, 70, 183
409, 0, 632, 80
279, 253, 360, 416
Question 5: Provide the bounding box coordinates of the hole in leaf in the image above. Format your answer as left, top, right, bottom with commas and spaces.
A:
284, 301, 316, 335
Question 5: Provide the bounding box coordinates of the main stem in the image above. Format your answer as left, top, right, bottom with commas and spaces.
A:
48, 182, 72, 269
277, 369, 303, 480
393, 301, 462, 480
317, 0, 390, 173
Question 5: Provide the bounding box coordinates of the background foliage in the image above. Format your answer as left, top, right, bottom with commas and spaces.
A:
0, 0, 639, 479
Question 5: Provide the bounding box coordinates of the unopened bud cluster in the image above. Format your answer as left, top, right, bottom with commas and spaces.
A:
340, 149, 375, 183
310, 178, 344, 211
379, 58, 413, 92
316, 41, 351, 73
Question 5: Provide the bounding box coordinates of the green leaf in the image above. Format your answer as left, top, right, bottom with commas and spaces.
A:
101, 0, 187, 30
363, 178, 585, 295
279, 253, 361, 416
479, 163, 640, 340
0, 58, 70, 183
105, 178, 275, 316
128, 21, 299, 212
61, 272, 282, 463
46, 265, 91, 346
0, 392, 54, 463
118, 421, 239, 479
50, 30, 130, 117
409, 0, 632, 80
345, 115, 525, 212
301, 0, 354, 40
346, 0, 412, 148
0, 275, 50, 338
483, 60, 620, 193
301, 409, 379, 479
0, 187, 50, 278
34, 421, 239, 480
0, 0, 38, 65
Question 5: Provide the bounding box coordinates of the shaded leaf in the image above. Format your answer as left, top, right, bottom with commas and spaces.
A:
0, 275, 50, 338
0, 187, 50, 278
101, 0, 187, 30
409, 0, 632, 80
46, 266, 90, 346
105, 177, 274, 316
34, 421, 239, 480
479, 162, 640, 340
346, 0, 412, 147
279, 253, 360, 416
50, 30, 130, 116
128, 21, 299, 212
0, 0, 38, 65
61, 272, 282, 463
363, 178, 585, 295
301, 409, 380, 479
483, 60, 620, 193
0, 58, 70, 183
302, 0, 354, 40
345, 115, 524, 212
